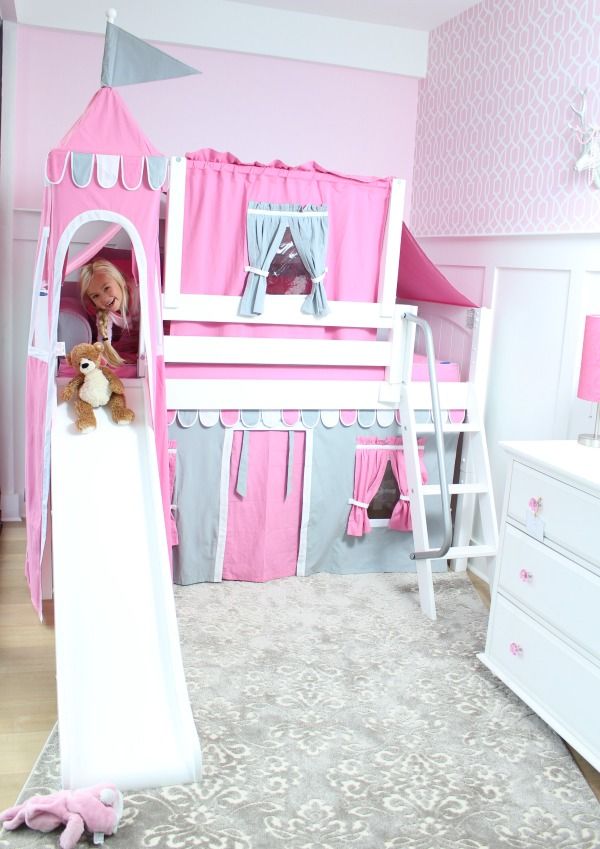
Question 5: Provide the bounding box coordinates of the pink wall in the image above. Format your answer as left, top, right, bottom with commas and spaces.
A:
14, 25, 418, 215
411, 0, 600, 236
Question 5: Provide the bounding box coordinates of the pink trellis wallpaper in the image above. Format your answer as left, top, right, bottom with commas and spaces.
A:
411, 0, 600, 236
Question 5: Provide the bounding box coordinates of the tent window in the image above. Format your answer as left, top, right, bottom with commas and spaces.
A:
267, 227, 311, 295
239, 202, 329, 318
346, 438, 428, 537
368, 463, 400, 519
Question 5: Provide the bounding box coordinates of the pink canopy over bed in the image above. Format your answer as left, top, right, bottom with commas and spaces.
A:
178, 148, 477, 310
167, 149, 477, 386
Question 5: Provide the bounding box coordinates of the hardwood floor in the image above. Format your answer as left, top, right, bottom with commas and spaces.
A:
0, 523, 56, 810
1, 526, 598, 811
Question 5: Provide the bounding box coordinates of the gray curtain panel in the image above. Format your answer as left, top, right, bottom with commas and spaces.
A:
288, 206, 330, 317
239, 203, 287, 316
239, 203, 329, 317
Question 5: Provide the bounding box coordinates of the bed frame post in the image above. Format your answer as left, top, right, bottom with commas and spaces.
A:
377, 178, 405, 317
451, 307, 495, 573
163, 155, 187, 309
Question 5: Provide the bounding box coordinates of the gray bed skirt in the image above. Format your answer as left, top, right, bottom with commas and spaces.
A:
169, 416, 459, 584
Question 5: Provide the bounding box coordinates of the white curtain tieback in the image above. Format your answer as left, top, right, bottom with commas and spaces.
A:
349, 498, 370, 508
311, 268, 328, 284
245, 265, 269, 277
399, 495, 410, 502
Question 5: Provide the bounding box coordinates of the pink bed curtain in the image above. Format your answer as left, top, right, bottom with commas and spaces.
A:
388, 439, 428, 532
167, 440, 179, 547
181, 150, 392, 305
223, 430, 306, 581
346, 437, 427, 537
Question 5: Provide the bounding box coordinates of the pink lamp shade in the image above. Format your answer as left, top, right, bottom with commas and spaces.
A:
578, 315, 600, 402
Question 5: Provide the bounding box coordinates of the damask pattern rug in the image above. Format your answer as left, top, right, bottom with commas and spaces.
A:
2, 572, 599, 849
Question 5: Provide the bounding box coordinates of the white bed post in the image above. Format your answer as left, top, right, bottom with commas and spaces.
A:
163, 155, 186, 309
378, 178, 408, 403
450, 306, 497, 573
377, 178, 406, 318
399, 378, 436, 620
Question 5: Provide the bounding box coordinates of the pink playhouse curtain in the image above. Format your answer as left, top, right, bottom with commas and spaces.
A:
167, 440, 179, 547
24, 188, 53, 618
346, 437, 427, 537
346, 438, 391, 536
24, 357, 50, 616
388, 438, 428, 532
223, 430, 305, 581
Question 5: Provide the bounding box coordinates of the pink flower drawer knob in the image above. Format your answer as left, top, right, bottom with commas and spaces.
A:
509, 642, 523, 657
519, 569, 533, 583
528, 496, 542, 515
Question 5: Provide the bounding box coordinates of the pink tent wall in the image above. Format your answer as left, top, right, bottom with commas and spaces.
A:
14, 24, 419, 216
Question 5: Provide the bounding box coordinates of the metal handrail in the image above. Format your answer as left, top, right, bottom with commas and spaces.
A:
402, 312, 453, 560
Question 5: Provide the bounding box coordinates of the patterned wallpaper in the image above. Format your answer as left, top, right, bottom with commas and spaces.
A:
411, 0, 600, 236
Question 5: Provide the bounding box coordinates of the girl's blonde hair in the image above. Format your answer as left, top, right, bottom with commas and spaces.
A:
80, 259, 130, 366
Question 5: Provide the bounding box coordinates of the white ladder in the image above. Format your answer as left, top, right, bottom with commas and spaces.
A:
399, 313, 498, 620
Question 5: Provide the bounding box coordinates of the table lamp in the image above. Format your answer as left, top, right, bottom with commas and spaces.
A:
577, 315, 600, 447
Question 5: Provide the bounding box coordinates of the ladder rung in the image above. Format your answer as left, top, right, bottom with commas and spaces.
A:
435, 544, 496, 560
421, 483, 488, 496
414, 423, 481, 434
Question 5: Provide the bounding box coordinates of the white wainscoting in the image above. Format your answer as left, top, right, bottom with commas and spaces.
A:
419, 233, 600, 583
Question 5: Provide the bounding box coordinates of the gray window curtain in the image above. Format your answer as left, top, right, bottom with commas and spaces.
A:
288, 206, 329, 317
239, 203, 329, 317
239, 203, 287, 316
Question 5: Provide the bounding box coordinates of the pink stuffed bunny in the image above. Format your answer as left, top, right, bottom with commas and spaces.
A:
0, 783, 123, 848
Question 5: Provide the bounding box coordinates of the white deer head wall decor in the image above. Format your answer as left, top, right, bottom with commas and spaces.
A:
570, 89, 600, 189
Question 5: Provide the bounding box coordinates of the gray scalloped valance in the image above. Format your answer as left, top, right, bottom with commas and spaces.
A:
166, 409, 461, 429
46, 151, 168, 191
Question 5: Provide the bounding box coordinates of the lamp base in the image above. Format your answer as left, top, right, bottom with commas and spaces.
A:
578, 433, 600, 448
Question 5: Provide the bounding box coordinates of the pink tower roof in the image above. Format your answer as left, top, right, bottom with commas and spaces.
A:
57, 87, 162, 156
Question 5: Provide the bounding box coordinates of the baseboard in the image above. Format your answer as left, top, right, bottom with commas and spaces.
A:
1, 491, 21, 522
467, 560, 490, 584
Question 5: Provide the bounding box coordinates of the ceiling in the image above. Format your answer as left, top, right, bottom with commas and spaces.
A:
0, 0, 483, 77
232, 0, 482, 31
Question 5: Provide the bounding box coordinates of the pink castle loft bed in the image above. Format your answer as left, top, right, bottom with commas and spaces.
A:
24, 84, 498, 792
157, 149, 497, 606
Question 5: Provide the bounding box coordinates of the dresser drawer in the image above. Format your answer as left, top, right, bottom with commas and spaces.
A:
507, 461, 600, 566
485, 595, 600, 763
498, 524, 600, 660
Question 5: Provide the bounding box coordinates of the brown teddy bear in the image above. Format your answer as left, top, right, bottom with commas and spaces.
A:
61, 342, 135, 432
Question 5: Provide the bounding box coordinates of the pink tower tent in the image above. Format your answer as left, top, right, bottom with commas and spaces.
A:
25, 87, 172, 616
24, 85, 202, 792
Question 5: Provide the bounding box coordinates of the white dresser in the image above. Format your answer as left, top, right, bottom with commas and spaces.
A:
479, 440, 600, 772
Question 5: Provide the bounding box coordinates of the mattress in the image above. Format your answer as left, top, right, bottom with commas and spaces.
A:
164, 353, 461, 384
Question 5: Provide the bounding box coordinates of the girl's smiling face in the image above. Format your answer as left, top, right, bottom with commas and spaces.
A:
86, 271, 123, 313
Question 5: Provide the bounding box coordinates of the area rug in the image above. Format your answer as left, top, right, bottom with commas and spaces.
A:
2, 572, 599, 849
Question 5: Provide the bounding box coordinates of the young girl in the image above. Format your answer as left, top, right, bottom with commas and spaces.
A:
80, 258, 140, 366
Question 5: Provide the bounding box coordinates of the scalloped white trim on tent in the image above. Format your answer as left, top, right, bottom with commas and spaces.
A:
167, 409, 466, 429
45, 151, 168, 191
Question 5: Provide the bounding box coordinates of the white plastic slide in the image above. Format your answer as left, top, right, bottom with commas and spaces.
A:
51, 378, 202, 791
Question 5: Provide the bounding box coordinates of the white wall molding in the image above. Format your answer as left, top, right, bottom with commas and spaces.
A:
15, 0, 429, 77
419, 232, 600, 583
